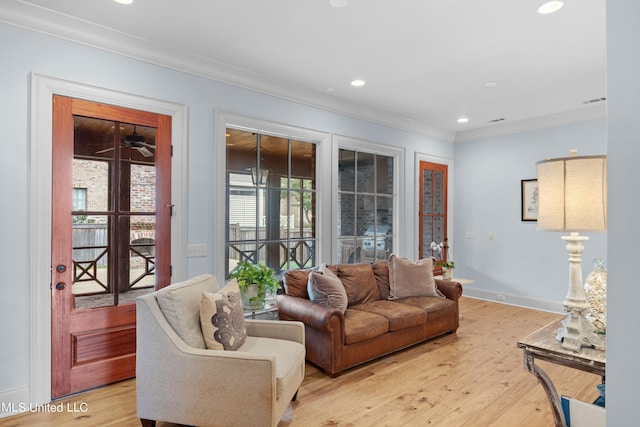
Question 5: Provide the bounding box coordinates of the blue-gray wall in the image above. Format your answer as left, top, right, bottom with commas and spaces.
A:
0, 21, 451, 400
454, 119, 607, 310
2, 1, 636, 421
606, 0, 640, 424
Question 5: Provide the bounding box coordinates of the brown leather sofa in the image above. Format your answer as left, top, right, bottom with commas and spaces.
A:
276, 261, 462, 377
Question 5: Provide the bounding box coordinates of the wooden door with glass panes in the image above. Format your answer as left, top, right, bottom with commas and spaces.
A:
50, 95, 172, 398
418, 161, 448, 272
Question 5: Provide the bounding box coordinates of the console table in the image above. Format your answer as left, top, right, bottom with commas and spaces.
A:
517, 320, 606, 427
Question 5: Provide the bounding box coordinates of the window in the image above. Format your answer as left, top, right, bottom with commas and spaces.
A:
337, 148, 395, 264
225, 127, 317, 277
72, 187, 87, 211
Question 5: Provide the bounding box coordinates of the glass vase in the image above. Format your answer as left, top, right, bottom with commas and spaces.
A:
584, 258, 607, 334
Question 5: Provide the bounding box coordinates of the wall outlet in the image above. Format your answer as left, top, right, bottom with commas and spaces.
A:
488, 232, 494, 240
187, 243, 207, 257
496, 294, 506, 302
466, 231, 477, 239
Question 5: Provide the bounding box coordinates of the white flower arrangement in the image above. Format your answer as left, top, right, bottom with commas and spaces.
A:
430, 238, 454, 269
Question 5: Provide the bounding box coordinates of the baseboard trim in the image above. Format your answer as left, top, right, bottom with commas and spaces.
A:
0, 386, 31, 418
463, 287, 564, 314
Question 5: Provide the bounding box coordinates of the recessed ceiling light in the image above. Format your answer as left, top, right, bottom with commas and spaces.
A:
538, 1, 564, 14
330, 0, 348, 8
485, 81, 499, 87
114, 0, 133, 4
351, 79, 366, 87
457, 117, 469, 124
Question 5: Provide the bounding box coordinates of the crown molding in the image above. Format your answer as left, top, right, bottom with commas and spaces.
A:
1, 2, 603, 144
454, 104, 607, 143
0, 1, 455, 142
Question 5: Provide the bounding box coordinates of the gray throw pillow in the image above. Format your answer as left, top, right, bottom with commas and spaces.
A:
388, 254, 443, 299
307, 264, 348, 313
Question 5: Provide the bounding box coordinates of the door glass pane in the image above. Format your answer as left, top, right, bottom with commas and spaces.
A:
423, 171, 433, 214
434, 171, 443, 214
422, 216, 433, 257
72, 116, 157, 309
129, 215, 156, 293
73, 215, 111, 309
130, 164, 156, 213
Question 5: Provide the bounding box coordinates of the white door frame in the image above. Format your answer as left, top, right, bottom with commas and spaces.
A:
30, 74, 187, 405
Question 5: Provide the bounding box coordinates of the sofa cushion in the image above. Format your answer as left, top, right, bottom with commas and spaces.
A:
350, 300, 427, 331
336, 263, 381, 306
155, 274, 219, 349
283, 267, 319, 299
307, 265, 348, 313
372, 261, 391, 300
388, 255, 443, 299
343, 309, 389, 345
397, 296, 457, 321
200, 279, 247, 351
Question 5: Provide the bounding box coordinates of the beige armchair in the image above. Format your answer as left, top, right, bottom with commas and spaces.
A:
136, 274, 305, 427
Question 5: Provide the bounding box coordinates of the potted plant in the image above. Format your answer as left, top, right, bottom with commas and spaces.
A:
228, 261, 279, 310
436, 259, 456, 280
431, 238, 455, 280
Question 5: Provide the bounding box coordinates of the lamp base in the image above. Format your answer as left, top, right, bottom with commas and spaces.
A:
556, 308, 605, 351
554, 232, 605, 352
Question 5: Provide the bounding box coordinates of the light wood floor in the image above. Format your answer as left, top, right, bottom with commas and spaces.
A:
0, 297, 602, 427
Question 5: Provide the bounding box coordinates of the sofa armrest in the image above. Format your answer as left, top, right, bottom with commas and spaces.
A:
276, 294, 344, 331
245, 319, 304, 345
435, 279, 463, 301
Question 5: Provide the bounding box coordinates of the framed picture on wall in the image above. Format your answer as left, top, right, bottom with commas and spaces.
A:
521, 179, 538, 221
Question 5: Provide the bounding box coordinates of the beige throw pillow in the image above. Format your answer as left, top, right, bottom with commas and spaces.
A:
307, 264, 348, 313
155, 274, 219, 349
200, 279, 247, 351
388, 254, 443, 299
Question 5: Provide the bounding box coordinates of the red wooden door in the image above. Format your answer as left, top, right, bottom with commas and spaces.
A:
418, 161, 448, 269
51, 95, 172, 398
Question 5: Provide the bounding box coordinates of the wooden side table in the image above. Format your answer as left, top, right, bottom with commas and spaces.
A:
517, 320, 605, 427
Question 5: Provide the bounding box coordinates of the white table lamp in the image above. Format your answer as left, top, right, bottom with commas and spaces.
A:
536, 150, 607, 352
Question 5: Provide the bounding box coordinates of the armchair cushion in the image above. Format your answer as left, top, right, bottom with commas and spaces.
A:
200, 279, 247, 351
155, 274, 219, 349
388, 254, 443, 299
238, 335, 306, 401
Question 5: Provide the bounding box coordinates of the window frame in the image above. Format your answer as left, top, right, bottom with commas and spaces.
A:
332, 134, 405, 264
214, 112, 331, 282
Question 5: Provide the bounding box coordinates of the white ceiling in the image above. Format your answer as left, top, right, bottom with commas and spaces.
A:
0, 0, 606, 142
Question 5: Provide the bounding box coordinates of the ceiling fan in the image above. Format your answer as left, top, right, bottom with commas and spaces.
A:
96, 126, 155, 157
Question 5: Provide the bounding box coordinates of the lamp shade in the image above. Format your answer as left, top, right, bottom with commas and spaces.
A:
536, 154, 607, 231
